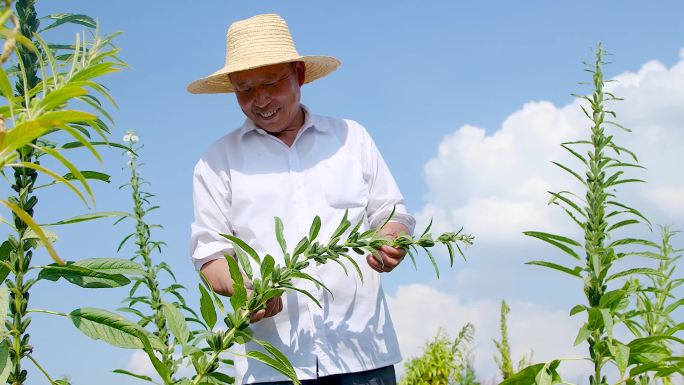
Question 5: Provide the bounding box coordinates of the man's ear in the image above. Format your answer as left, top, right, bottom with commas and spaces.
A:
294, 61, 306, 86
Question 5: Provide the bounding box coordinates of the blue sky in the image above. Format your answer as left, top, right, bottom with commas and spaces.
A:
1, 1, 683, 384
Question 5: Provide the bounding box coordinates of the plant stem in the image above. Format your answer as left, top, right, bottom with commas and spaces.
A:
6, 2, 40, 384
584, 45, 609, 385
128, 150, 176, 379
25, 309, 68, 317
191, 310, 246, 385
26, 355, 54, 384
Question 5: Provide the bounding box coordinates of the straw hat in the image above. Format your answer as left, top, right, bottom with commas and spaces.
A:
187, 13, 340, 94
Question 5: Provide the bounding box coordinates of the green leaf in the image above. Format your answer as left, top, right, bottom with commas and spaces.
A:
112, 369, 154, 383
331, 210, 351, 239
524, 231, 581, 260
424, 246, 440, 278
551, 161, 587, 186
198, 284, 217, 329
63, 170, 111, 183
569, 304, 586, 316
253, 339, 297, 381
40, 13, 97, 32
38, 85, 87, 111
0, 200, 63, 264
161, 302, 190, 344
0, 242, 12, 283
526, 260, 582, 278
281, 284, 321, 308
221, 233, 261, 266
208, 372, 235, 383
235, 246, 253, 281
261, 255, 275, 282
69, 308, 165, 350
2, 110, 96, 154
309, 216, 321, 241
599, 290, 628, 310
38, 263, 131, 288
608, 237, 659, 249
607, 268, 663, 282
230, 286, 247, 312
609, 342, 630, 376
74, 258, 144, 275
275, 217, 287, 257
500, 362, 561, 385
246, 351, 299, 384
71, 62, 121, 83
0, 340, 10, 385
664, 299, 684, 315
289, 271, 333, 297
9, 161, 87, 206
0, 67, 14, 102
607, 219, 640, 232
600, 308, 614, 340
135, 329, 171, 383
574, 323, 590, 346
225, 255, 244, 289
292, 237, 310, 259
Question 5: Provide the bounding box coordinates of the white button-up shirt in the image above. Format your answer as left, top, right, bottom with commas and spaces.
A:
190, 106, 415, 384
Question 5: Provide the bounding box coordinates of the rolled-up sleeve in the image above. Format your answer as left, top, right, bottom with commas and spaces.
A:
190, 157, 235, 270
360, 125, 416, 234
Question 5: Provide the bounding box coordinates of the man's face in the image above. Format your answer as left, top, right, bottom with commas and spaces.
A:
230, 62, 306, 135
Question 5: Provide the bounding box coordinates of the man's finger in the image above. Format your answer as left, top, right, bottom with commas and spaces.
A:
250, 309, 266, 323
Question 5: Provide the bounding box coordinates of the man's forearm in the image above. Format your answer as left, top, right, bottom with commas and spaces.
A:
200, 258, 235, 296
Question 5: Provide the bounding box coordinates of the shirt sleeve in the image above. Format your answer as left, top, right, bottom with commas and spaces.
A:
189, 156, 235, 270
358, 123, 416, 234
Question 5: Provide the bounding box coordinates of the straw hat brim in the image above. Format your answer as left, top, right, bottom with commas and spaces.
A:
187, 55, 340, 94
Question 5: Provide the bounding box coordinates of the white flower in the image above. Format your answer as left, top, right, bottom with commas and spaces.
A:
123, 130, 139, 143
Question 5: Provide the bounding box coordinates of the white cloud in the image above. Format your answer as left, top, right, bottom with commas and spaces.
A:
126, 350, 158, 378
417, 50, 684, 244
387, 284, 588, 382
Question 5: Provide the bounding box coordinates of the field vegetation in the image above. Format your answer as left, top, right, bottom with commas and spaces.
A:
0, 1, 680, 385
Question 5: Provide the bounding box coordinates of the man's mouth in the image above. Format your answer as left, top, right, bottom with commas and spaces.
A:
257, 108, 279, 119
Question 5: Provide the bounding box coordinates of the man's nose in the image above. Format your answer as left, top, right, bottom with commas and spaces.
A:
253, 87, 271, 108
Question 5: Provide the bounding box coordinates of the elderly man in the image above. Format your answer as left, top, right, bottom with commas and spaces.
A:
188, 13, 415, 385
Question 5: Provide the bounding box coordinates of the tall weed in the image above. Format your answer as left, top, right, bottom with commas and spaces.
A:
502, 45, 682, 385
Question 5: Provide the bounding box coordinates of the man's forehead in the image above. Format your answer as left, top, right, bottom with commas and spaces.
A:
230, 63, 294, 85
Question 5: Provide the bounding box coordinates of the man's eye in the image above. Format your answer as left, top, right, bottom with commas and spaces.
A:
237, 88, 252, 94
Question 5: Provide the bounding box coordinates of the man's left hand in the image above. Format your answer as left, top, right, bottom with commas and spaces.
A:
366, 222, 409, 273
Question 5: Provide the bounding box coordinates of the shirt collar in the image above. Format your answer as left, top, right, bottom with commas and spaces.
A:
238, 104, 325, 139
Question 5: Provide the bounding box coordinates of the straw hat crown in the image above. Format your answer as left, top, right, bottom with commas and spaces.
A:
187, 13, 340, 94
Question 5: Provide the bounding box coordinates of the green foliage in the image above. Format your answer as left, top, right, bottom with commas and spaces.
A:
399, 324, 478, 385
626, 227, 683, 385
0, 2, 127, 384
493, 301, 533, 381
516, 44, 682, 385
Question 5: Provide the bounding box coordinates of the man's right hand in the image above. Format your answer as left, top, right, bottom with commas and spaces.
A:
201, 258, 283, 322
249, 296, 283, 323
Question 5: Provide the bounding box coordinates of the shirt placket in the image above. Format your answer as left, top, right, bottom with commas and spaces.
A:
287, 142, 329, 374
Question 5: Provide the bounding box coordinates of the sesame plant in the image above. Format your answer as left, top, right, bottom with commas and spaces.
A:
502, 45, 683, 385
625, 227, 682, 385
493, 300, 532, 381
0, 2, 139, 383
399, 324, 478, 385
102, 131, 200, 384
